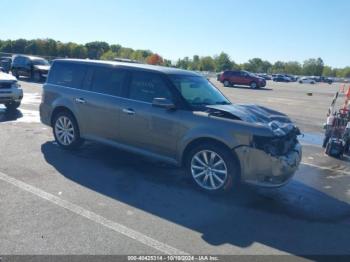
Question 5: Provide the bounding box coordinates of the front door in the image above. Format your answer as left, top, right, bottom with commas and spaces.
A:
118, 71, 179, 159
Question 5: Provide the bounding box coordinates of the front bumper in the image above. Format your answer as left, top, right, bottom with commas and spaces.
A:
0, 88, 23, 104
39, 103, 52, 126
234, 142, 302, 187
259, 81, 266, 87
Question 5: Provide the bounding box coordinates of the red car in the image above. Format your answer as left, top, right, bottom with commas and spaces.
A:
219, 70, 266, 89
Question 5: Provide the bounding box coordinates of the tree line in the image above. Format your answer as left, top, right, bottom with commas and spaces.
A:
1, 38, 349, 78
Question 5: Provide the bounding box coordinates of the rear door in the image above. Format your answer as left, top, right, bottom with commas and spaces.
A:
80, 65, 128, 141
239, 71, 250, 85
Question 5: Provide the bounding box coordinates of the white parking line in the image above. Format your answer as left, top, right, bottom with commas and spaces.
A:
0, 171, 187, 255
301, 162, 350, 176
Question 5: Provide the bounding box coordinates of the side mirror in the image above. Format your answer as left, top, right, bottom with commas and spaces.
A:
152, 97, 176, 110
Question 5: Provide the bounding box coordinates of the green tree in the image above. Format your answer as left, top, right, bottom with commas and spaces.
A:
110, 44, 122, 54
118, 47, 134, 59
284, 61, 302, 75
242, 58, 271, 73
163, 59, 172, 67
176, 57, 191, 70
1, 40, 13, 52
191, 55, 200, 71
336, 67, 350, 78
131, 50, 149, 62
71, 44, 87, 58
100, 50, 117, 60
322, 66, 335, 77
85, 41, 110, 59
302, 58, 324, 76
199, 56, 215, 71
270, 61, 286, 73
12, 39, 27, 54
214, 52, 233, 72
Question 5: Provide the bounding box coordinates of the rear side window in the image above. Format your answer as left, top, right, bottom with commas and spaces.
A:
128, 71, 172, 103
225, 71, 237, 76
90, 67, 127, 97
48, 62, 87, 89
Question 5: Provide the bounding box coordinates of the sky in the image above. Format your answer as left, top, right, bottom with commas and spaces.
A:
1, 0, 349, 67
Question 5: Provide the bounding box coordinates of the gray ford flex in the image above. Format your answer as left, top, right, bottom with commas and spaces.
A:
40, 59, 302, 193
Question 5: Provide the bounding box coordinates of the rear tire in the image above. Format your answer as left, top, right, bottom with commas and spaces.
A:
53, 111, 83, 150
223, 80, 231, 87
186, 142, 240, 194
12, 70, 19, 79
5, 101, 21, 111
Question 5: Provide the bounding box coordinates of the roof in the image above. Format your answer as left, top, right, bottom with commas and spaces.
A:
53, 58, 200, 76
14, 54, 47, 61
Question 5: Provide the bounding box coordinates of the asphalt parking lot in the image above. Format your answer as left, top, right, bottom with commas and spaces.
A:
0, 79, 350, 257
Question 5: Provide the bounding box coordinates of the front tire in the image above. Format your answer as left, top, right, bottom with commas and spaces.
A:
32, 71, 42, 82
53, 111, 83, 150
186, 143, 240, 194
250, 81, 258, 89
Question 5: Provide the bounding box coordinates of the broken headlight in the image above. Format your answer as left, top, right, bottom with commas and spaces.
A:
253, 129, 299, 156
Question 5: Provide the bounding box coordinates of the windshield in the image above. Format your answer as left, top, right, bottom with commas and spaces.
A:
169, 75, 231, 108
245, 71, 256, 77
32, 59, 49, 66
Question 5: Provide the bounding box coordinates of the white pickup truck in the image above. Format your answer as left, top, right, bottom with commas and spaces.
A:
0, 72, 23, 110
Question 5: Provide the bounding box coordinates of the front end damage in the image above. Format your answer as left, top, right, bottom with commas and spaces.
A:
206, 104, 302, 187
235, 141, 302, 187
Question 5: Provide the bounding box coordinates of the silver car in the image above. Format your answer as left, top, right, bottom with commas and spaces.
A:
0, 71, 23, 110
40, 59, 302, 193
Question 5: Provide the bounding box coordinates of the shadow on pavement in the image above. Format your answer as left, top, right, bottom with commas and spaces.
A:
41, 141, 350, 256
0, 108, 23, 123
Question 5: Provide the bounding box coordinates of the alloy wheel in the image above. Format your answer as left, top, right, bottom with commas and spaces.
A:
191, 150, 228, 190
55, 116, 75, 146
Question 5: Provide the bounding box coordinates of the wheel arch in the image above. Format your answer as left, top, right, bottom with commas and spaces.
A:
50, 106, 77, 127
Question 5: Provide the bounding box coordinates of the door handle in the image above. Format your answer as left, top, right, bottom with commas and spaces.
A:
74, 98, 86, 104
122, 108, 135, 115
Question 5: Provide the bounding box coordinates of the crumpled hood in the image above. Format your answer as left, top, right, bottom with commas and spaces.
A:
0, 72, 17, 82
206, 104, 297, 136
34, 65, 50, 71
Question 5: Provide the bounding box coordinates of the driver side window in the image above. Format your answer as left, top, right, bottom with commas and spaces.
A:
128, 71, 173, 103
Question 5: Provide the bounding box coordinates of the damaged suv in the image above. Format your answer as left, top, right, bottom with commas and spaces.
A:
40, 59, 302, 193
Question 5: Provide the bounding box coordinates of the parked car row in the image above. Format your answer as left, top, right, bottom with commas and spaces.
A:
272, 74, 292, 82
11, 55, 51, 81
0, 54, 51, 82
